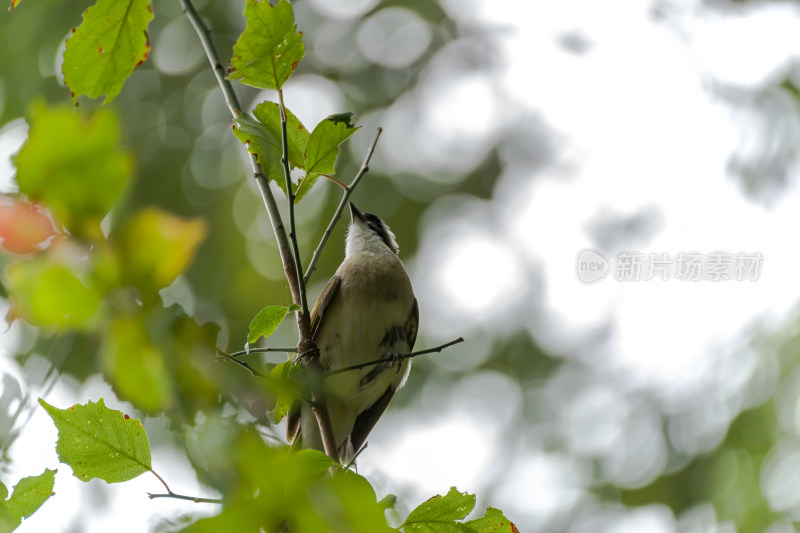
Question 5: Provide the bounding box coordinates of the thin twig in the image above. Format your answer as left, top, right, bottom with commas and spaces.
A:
217, 352, 267, 379
278, 88, 309, 320
344, 442, 367, 471
224, 347, 298, 358
327, 337, 465, 377
304, 127, 382, 284
147, 492, 223, 504
178, 0, 239, 119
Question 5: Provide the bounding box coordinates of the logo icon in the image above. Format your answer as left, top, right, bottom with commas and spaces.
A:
576, 248, 609, 284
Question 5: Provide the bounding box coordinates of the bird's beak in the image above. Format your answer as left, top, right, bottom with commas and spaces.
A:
349, 202, 365, 223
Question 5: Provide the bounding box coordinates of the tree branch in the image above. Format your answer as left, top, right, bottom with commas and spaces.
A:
326, 337, 465, 377
178, 0, 238, 120
304, 127, 382, 284
180, 0, 338, 463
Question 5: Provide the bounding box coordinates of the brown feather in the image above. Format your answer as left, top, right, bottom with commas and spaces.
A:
346, 298, 419, 454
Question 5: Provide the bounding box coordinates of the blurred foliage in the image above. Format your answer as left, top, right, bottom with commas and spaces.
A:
0, 0, 519, 531
2, 0, 798, 532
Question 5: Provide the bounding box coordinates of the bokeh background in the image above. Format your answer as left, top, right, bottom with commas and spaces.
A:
3, 0, 800, 531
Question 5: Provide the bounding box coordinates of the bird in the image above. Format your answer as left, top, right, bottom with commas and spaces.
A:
287, 202, 418, 463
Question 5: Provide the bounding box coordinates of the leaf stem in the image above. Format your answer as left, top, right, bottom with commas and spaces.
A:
320, 174, 348, 190
304, 127, 382, 284
149, 468, 172, 494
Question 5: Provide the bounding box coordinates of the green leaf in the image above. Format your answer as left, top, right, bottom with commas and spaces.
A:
4, 469, 56, 523
233, 103, 308, 193
117, 207, 208, 295
296, 113, 359, 203
7, 255, 102, 330
465, 508, 519, 533
39, 398, 152, 483
14, 102, 134, 239
248, 305, 294, 344
294, 449, 336, 476
101, 315, 173, 413
378, 494, 398, 510
267, 360, 300, 424
62, 0, 154, 103
228, 0, 304, 90
403, 488, 477, 532
0, 505, 18, 533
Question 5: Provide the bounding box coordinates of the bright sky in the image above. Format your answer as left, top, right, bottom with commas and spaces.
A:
2, 1, 800, 532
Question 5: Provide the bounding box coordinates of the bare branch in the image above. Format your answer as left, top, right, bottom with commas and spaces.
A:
326, 337, 465, 377
304, 127, 383, 284
278, 89, 311, 323
216, 352, 268, 379
147, 492, 223, 504
225, 347, 298, 358
178, 0, 238, 119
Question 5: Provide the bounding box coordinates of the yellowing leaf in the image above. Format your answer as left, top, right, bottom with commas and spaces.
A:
118, 207, 207, 293
14, 102, 134, 240
62, 0, 154, 103
0, 199, 58, 255
228, 0, 304, 90
7, 255, 101, 330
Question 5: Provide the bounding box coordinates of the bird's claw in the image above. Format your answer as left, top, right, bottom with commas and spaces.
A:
296, 344, 320, 367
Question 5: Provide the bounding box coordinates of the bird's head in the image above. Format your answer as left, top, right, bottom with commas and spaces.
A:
346, 202, 399, 257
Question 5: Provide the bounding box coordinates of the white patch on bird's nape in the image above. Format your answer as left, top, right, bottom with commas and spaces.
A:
345, 215, 398, 257
381, 220, 399, 253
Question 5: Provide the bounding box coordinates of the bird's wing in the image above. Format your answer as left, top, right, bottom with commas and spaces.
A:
310, 275, 342, 340
286, 274, 342, 445
347, 298, 419, 453
349, 386, 395, 455
406, 298, 419, 351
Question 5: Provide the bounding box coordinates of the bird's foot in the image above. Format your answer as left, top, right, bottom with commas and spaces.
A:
296, 342, 320, 367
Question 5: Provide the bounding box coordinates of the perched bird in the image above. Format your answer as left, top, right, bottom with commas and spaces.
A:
287, 202, 418, 463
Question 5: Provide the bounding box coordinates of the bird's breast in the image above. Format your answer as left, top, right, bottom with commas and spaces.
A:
317, 252, 416, 401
